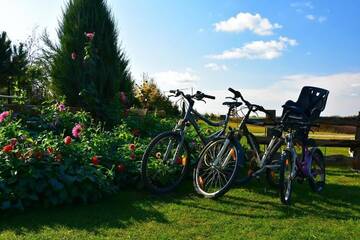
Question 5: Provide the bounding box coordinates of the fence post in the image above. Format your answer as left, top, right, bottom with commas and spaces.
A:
265, 110, 276, 139
352, 111, 360, 170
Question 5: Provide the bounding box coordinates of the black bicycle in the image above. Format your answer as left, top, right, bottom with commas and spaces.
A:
193, 88, 283, 198
141, 89, 239, 193
278, 86, 329, 205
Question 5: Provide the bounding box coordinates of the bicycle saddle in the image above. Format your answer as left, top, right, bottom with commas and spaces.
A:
222, 102, 242, 108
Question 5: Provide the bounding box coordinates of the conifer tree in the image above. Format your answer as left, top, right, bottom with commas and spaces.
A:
51, 0, 133, 124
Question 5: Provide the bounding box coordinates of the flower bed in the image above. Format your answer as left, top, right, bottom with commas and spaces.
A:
0, 101, 174, 211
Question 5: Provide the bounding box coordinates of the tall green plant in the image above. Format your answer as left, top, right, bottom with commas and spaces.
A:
0, 31, 28, 103
51, 0, 133, 125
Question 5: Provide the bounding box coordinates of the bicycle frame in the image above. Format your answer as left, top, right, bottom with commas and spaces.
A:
165, 96, 231, 164
234, 106, 283, 176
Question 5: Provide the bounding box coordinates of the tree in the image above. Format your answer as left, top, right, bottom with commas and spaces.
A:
50, 0, 133, 124
0, 32, 12, 96
135, 73, 179, 116
0, 32, 28, 103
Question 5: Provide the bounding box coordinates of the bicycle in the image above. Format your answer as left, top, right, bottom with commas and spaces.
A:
193, 88, 284, 198
279, 86, 329, 205
141, 89, 239, 193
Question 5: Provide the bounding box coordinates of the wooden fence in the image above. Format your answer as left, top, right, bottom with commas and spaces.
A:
255, 110, 360, 169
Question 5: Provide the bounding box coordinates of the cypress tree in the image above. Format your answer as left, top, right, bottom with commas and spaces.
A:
51, 0, 133, 124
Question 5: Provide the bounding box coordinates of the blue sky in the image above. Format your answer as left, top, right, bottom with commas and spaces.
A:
1, 0, 360, 115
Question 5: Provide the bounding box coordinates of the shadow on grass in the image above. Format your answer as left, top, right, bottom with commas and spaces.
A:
175, 168, 360, 221
0, 189, 190, 235
0, 168, 358, 235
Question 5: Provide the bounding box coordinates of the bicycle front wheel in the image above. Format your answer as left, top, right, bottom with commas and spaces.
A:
279, 150, 293, 205
141, 131, 190, 194
193, 137, 242, 199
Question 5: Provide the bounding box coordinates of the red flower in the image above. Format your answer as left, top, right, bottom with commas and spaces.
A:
116, 164, 125, 173
85, 32, 95, 41
91, 156, 101, 165
128, 144, 136, 151
130, 153, 136, 160
2, 144, 13, 153
64, 136, 72, 145
71, 52, 77, 60
47, 147, 54, 154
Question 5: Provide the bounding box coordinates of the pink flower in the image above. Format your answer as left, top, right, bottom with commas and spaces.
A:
85, 32, 95, 41
72, 123, 82, 138
0, 111, 10, 122
58, 103, 65, 112
119, 91, 127, 104
71, 52, 77, 60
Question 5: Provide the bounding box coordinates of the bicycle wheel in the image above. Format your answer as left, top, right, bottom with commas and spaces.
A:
193, 137, 242, 199
308, 148, 325, 193
265, 139, 284, 188
141, 131, 190, 194
235, 132, 259, 185
279, 150, 293, 205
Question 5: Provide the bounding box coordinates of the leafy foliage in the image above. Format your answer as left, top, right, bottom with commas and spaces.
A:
135, 73, 179, 116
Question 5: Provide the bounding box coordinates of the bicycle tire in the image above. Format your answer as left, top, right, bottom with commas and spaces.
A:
193, 137, 243, 199
141, 131, 190, 194
279, 150, 293, 205
308, 148, 326, 193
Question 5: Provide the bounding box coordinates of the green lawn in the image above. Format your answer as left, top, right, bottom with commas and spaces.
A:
1, 167, 359, 240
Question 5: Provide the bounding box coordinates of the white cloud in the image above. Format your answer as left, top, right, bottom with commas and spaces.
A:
214, 12, 282, 36
306, 14, 316, 20
192, 72, 360, 116
208, 36, 298, 60
318, 16, 327, 23
204, 63, 228, 71
306, 14, 327, 23
151, 70, 199, 90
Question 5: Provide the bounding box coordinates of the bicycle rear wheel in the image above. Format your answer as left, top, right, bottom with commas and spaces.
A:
193, 137, 242, 199
235, 133, 259, 185
141, 131, 190, 194
308, 148, 326, 193
265, 139, 284, 188
279, 150, 293, 205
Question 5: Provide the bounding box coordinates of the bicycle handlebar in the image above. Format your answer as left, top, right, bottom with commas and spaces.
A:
169, 89, 215, 101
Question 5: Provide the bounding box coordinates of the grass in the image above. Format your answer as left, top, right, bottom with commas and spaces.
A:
1, 166, 359, 240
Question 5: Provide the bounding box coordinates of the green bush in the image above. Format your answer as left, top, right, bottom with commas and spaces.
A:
0, 102, 147, 211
